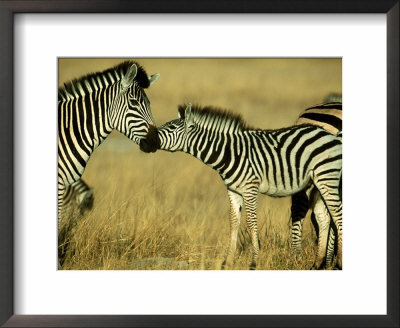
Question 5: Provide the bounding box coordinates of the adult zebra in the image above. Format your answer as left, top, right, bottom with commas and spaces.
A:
150, 104, 342, 270
58, 61, 160, 217
291, 102, 342, 267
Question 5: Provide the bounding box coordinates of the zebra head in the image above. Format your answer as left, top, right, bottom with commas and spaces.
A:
156, 103, 195, 152
112, 62, 160, 153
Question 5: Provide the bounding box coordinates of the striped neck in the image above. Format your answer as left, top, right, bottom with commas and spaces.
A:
184, 125, 246, 173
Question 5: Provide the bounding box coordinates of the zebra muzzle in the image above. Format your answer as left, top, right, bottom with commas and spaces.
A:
139, 125, 160, 153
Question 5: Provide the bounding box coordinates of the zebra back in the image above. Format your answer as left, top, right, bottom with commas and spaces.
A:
295, 102, 342, 136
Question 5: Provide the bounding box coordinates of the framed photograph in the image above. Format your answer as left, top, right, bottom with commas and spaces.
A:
1, 1, 398, 327
56, 57, 343, 272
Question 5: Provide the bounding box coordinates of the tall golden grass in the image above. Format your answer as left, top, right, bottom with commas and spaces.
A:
58, 58, 341, 270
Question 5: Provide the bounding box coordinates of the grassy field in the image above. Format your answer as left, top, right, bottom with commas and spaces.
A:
58, 58, 341, 270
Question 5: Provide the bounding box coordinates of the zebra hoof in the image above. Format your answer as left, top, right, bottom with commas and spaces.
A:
311, 260, 325, 270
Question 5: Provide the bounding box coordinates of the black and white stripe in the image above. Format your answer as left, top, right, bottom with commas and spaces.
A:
291, 102, 342, 267
58, 61, 160, 217
154, 104, 342, 270
295, 102, 342, 135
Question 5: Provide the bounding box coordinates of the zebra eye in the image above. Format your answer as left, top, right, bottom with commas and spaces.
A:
129, 99, 140, 107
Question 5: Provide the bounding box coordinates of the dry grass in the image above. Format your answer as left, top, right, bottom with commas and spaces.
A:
58, 58, 341, 270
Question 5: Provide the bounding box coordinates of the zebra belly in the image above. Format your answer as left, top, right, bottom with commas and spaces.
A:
258, 175, 312, 197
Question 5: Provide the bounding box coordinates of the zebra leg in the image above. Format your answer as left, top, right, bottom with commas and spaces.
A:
313, 180, 342, 270
310, 211, 320, 245
57, 184, 67, 267
325, 222, 336, 267
291, 190, 310, 255
243, 188, 260, 270
325, 201, 341, 269
310, 192, 331, 269
58, 184, 66, 220
222, 190, 243, 269
327, 204, 342, 270
311, 207, 336, 268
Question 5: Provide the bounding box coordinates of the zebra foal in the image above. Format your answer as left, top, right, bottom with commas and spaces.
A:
150, 104, 342, 270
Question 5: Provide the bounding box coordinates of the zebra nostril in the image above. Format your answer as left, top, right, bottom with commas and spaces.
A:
151, 132, 159, 146
139, 139, 150, 153
139, 129, 159, 153
144, 125, 160, 151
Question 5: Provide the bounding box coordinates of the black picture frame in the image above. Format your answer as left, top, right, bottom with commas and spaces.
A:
0, 1, 398, 327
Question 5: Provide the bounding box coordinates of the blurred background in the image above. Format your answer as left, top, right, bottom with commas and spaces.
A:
58, 58, 341, 270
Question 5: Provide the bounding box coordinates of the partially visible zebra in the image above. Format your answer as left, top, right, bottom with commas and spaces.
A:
58, 61, 160, 218
291, 102, 342, 267
295, 102, 342, 135
63, 179, 93, 215
151, 104, 342, 270
323, 93, 342, 103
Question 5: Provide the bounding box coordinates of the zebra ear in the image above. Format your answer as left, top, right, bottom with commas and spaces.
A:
149, 73, 160, 86
178, 105, 186, 119
121, 63, 138, 90
185, 103, 194, 128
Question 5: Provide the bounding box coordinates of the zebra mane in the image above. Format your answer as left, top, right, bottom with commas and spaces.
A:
178, 104, 251, 131
58, 60, 150, 100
